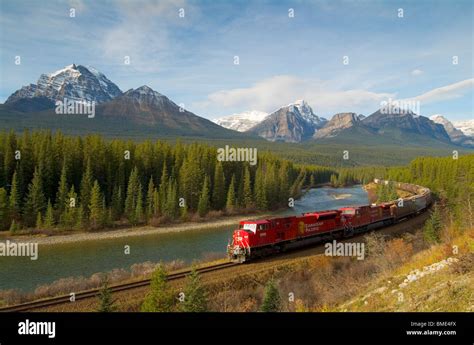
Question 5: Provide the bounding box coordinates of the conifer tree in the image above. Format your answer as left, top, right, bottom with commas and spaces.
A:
36, 211, 43, 229
424, 204, 443, 243
125, 167, 141, 225
60, 186, 78, 229
80, 160, 93, 218
197, 176, 210, 217
89, 180, 104, 229
226, 175, 236, 212
182, 268, 208, 312
55, 163, 68, 214
44, 199, 55, 228
24, 167, 46, 226
9, 170, 21, 221
111, 185, 122, 221
261, 279, 281, 312
97, 277, 115, 312
9, 219, 19, 233
255, 169, 268, 210
243, 166, 253, 209
158, 165, 169, 213
141, 265, 174, 312
146, 177, 155, 221
0, 188, 9, 230
212, 162, 226, 210
136, 189, 143, 224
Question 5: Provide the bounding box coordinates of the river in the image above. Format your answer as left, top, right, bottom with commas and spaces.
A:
0, 185, 369, 292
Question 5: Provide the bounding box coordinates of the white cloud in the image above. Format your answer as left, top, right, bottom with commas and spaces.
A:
100, 0, 190, 72
411, 69, 423, 76
196, 75, 394, 117
401, 78, 474, 104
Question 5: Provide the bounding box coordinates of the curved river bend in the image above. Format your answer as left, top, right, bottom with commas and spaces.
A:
0, 185, 369, 292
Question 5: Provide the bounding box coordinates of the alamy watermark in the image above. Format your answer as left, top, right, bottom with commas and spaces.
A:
324, 240, 365, 260
380, 98, 420, 115
0, 240, 38, 260
217, 145, 257, 166
55, 97, 95, 118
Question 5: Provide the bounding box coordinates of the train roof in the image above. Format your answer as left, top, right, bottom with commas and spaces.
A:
303, 210, 341, 217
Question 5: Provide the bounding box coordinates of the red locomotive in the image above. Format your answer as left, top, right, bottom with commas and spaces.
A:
227, 180, 431, 263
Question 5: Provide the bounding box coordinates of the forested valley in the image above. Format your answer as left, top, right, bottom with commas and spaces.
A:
0, 130, 335, 232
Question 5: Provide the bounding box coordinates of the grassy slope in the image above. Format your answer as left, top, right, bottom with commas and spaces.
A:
335, 231, 474, 312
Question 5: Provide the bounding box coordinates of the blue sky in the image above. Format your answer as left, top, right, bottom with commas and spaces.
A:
0, 0, 472, 121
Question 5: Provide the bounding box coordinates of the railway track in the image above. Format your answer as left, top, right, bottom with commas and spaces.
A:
0, 261, 238, 312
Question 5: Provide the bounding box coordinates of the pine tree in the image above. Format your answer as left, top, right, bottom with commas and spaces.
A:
97, 277, 115, 312
197, 176, 210, 217
0, 188, 9, 230
44, 200, 55, 228
111, 185, 122, 221
162, 179, 179, 219
158, 165, 169, 213
125, 167, 141, 225
80, 160, 93, 218
255, 168, 268, 210
146, 177, 155, 221
36, 211, 43, 229
182, 268, 208, 312
136, 188, 143, 223
424, 204, 443, 243
24, 167, 46, 227
243, 166, 253, 209
55, 163, 68, 214
141, 265, 174, 312
9, 170, 21, 221
9, 219, 19, 233
226, 175, 236, 212
212, 162, 226, 210
261, 279, 281, 312
89, 180, 104, 229
60, 186, 78, 229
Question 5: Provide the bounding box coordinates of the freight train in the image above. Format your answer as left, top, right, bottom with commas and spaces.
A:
227, 180, 432, 263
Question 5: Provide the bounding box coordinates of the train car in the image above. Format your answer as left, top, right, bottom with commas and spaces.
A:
228, 180, 432, 263
228, 210, 344, 262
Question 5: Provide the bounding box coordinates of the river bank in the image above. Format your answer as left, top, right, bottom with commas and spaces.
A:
0, 212, 273, 246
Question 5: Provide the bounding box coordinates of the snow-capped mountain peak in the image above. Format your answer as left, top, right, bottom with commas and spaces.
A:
453, 119, 474, 137
214, 110, 269, 132
287, 99, 327, 127
6, 64, 122, 104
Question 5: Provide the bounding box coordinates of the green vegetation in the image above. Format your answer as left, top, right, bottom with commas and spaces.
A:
376, 181, 398, 203
97, 278, 116, 312
0, 130, 335, 232
260, 279, 281, 312
423, 204, 443, 243
181, 268, 208, 312
141, 265, 174, 312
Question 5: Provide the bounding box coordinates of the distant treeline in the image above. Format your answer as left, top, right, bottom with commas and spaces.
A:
0, 130, 335, 231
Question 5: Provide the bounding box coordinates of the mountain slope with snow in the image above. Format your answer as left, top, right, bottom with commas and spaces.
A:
214, 110, 269, 132
246, 100, 325, 142
6, 64, 122, 105
453, 119, 474, 137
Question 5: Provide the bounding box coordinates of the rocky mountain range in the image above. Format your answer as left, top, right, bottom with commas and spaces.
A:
1, 65, 244, 139
453, 119, 474, 137
214, 110, 269, 132
217, 101, 472, 147
2, 64, 472, 147
430, 115, 474, 147
6, 64, 122, 105
245, 100, 327, 142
